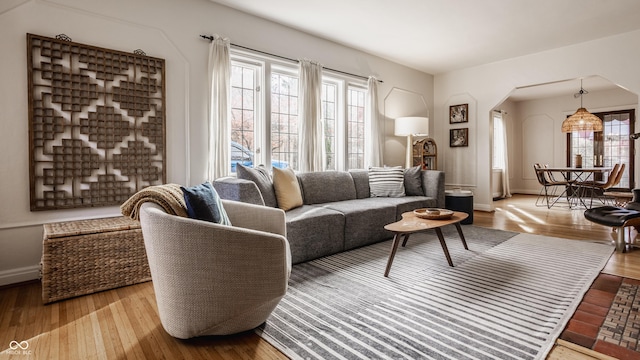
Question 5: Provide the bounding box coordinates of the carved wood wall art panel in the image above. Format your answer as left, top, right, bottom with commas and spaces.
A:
27, 34, 166, 211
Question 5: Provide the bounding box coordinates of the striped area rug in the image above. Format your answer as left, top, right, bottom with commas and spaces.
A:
256, 227, 614, 360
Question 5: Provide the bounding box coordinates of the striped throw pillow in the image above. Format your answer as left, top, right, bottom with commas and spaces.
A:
369, 166, 406, 197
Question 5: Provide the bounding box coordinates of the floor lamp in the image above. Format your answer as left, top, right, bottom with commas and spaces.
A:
394, 116, 429, 168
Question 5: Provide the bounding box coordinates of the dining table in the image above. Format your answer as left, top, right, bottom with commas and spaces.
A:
542, 166, 612, 209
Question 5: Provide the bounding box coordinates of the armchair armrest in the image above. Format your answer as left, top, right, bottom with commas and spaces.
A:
222, 199, 286, 237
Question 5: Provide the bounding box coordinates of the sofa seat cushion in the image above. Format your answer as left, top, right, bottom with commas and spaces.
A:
373, 196, 438, 220
321, 199, 396, 250
285, 205, 345, 264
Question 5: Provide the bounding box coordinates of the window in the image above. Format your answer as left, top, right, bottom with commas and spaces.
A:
602, 112, 632, 188
229, 52, 367, 174
230, 62, 260, 173
567, 109, 635, 189
347, 86, 366, 169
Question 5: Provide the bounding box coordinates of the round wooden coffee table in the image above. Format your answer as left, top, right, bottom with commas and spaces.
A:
383, 210, 469, 277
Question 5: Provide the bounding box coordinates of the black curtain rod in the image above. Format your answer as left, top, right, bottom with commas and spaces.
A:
200, 35, 383, 83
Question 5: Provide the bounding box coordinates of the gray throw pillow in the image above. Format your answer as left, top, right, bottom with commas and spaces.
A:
369, 166, 406, 197
404, 166, 425, 196
181, 182, 231, 225
236, 164, 278, 207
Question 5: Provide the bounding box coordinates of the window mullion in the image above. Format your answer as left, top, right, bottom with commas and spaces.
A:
337, 85, 348, 171
262, 62, 271, 169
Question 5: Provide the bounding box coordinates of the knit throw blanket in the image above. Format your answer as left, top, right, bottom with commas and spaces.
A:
121, 183, 188, 220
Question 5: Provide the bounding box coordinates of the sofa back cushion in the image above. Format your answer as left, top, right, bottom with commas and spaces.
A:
298, 171, 357, 204
212, 177, 265, 206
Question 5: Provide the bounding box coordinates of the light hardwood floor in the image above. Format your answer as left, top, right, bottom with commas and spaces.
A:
1, 194, 637, 359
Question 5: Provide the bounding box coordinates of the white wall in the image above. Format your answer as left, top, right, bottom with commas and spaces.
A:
435, 30, 640, 211
508, 88, 638, 194
0, 0, 433, 285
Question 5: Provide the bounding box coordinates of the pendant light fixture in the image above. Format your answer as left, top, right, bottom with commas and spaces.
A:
561, 79, 603, 132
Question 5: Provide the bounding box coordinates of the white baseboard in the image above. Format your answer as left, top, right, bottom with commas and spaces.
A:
474, 203, 493, 212
0, 265, 40, 286
511, 189, 538, 195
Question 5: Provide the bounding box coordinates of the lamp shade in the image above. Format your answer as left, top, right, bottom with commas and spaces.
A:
394, 116, 429, 136
561, 80, 603, 133
561, 108, 603, 132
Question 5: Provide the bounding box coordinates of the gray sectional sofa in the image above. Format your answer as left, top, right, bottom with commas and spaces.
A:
213, 169, 445, 264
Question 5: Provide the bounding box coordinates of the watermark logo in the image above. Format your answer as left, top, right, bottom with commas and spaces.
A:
10, 341, 29, 350
7, 340, 31, 355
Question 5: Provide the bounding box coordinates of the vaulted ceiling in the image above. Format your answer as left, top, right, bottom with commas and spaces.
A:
209, 0, 640, 75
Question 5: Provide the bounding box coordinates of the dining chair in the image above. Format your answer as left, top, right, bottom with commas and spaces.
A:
534, 164, 574, 208
612, 163, 626, 187
577, 163, 624, 208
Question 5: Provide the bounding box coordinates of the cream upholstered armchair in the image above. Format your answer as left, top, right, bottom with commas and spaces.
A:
139, 200, 291, 339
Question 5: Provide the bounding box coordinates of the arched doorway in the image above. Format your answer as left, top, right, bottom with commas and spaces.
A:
491, 76, 639, 201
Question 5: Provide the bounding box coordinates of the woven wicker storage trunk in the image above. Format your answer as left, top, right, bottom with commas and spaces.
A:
41, 216, 150, 304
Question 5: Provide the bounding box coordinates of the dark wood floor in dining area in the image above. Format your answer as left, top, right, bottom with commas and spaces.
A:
2, 194, 640, 359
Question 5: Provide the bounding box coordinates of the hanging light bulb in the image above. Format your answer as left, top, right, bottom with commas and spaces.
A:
561, 80, 603, 132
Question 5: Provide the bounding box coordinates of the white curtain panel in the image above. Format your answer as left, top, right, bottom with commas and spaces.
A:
365, 76, 383, 168
298, 59, 324, 172
207, 35, 231, 180
498, 111, 512, 198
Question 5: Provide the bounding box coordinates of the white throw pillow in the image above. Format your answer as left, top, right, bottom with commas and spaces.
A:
369, 166, 406, 197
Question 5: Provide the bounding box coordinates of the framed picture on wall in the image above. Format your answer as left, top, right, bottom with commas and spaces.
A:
450, 128, 469, 147
449, 104, 468, 124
